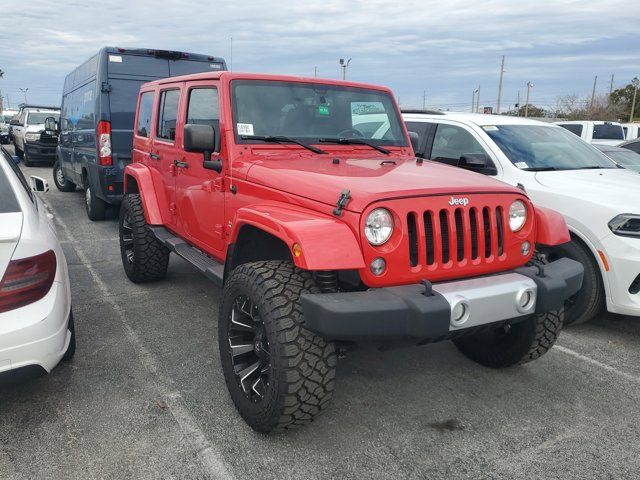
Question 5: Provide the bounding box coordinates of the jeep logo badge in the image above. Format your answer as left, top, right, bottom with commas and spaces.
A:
449, 197, 469, 207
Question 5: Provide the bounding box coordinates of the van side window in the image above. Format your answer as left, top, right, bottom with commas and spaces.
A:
137, 92, 155, 138
186, 88, 219, 151
157, 90, 180, 142
559, 124, 583, 136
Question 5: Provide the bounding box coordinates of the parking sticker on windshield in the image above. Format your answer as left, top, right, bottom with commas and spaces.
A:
237, 123, 254, 135
318, 105, 330, 115
482, 125, 499, 131
515, 162, 529, 169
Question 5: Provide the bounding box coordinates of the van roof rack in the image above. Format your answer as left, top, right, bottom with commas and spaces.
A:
401, 109, 445, 115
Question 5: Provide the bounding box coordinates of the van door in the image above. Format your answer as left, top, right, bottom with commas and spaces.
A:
151, 87, 182, 230
174, 83, 225, 254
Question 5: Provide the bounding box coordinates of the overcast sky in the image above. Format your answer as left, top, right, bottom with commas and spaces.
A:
1, 0, 637, 112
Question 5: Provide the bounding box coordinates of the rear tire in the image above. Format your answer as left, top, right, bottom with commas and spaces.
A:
453, 308, 564, 368
84, 184, 107, 221
53, 161, 76, 192
219, 261, 337, 433
545, 239, 604, 326
119, 193, 170, 283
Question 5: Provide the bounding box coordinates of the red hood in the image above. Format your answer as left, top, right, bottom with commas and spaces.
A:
245, 153, 523, 212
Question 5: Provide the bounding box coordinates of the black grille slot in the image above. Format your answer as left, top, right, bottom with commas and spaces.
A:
407, 213, 418, 267
630, 274, 640, 295
424, 211, 434, 265
470, 208, 478, 260
455, 209, 464, 261
496, 207, 504, 256
440, 210, 450, 263
482, 207, 491, 258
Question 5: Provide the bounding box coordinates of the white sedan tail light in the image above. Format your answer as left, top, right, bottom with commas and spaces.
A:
0, 250, 56, 313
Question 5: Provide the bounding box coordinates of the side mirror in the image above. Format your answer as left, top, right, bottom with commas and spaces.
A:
30, 176, 49, 193
408, 131, 421, 153
459, 153, 497, 175
10, 118, 21, 126
44, 117, 59, 133
184, 124, 222, 173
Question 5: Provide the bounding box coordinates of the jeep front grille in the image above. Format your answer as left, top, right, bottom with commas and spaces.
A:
408, 206, 505, 268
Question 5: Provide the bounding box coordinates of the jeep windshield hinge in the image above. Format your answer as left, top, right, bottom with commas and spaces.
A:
101, 82, 112, 93
333, 189, 351, 217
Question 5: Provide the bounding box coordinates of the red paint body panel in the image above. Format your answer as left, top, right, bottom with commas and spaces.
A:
126, 71, 567, 288
533, 206, 571, 246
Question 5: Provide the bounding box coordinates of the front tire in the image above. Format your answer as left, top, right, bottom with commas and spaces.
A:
53, 161, 76, 192
119, 193, 170, 283
453, 308, 564, 368
84, 184, 107, 221
219, 261, 337, 433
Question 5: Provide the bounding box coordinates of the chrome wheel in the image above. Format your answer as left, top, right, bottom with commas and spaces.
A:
55, 166, 65, 186
228, 295, 271, 402
121, 210, 134, 264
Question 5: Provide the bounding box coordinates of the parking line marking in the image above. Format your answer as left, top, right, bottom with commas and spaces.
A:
47, 200, 235, 480
555, 344, 640, 384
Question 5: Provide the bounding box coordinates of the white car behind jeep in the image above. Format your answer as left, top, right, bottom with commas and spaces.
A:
0, 147, 75, 383
403, 111, 640, 325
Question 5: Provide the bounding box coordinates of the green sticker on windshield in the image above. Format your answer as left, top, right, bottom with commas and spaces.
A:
318, 105, 329, 115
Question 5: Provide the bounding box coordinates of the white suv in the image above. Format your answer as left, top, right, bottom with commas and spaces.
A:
403, 111, 640, 325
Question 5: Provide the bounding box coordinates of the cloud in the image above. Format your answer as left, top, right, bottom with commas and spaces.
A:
0, 0, 637, 110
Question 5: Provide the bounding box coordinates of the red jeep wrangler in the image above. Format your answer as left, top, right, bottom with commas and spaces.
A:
119, 72, 583, 433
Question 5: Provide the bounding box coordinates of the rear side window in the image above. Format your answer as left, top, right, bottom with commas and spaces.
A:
593, 124, 624, 140
137, 92, 155, 137
187, 88, 219, 150
430, 124, 487, 163
559, 124, 583, 136
157, 89, 180, 142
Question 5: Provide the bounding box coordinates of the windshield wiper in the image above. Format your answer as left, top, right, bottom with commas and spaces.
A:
318, 137, 390, 155
521, 166, 560, 171
241, 135, 327, 154
571, 166, 606, 170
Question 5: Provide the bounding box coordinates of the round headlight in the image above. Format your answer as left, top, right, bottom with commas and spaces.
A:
509, 200, 527, 232
364, 208, 394, 245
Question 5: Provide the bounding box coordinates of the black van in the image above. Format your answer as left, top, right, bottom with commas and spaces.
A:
54, 47, 227, 220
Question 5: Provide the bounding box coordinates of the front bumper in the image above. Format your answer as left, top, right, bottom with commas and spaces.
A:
301, 258, 583, 342
25, 141, 58, 160
600, 233, 640, 316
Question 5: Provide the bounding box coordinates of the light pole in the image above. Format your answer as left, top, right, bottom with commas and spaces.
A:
19, 87, 29, 104
524, 82, 534, 117
472, 88, 479, 112
339, 58, 351, 80
630, 77, 639, 122
476, 85, 481, 113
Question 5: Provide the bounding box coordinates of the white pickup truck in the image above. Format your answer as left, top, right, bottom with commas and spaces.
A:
555, 120, 625, 146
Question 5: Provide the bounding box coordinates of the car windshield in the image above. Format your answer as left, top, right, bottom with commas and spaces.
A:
486, 125, 616, 170
603, 149, 640, 171
231, 80, 407, 146
27, 112, 59, 125
593, 123, 624, 140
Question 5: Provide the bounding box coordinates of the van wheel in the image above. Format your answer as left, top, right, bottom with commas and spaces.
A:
219, 261, 337, 433
119, 193, 170, 283
84, 185, 107, 221
53, 161, 76, 192
453, 308, 564, 368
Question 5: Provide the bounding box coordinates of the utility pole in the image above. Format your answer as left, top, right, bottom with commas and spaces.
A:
524, 82, 533, 117
630, 77, 639, 122
476, 85, 481, 113
339, 58, 351, 80
19, 88, 28, 104
422, 90, 426, 110
496, 55, 505, 114
472, 89, 478, 112
516, 90, 520, 116
590, 75, 597, 111
230, 37, 233, 71
609, 74, 615, 95
314, 66, 317, 77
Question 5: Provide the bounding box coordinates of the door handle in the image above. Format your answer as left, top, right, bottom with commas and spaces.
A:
150, 152, 161, 160
174, 159, 189, 169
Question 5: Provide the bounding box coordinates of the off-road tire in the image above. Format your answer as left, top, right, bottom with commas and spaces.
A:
544, 239, 604, 326
119, 193, 170, 283
53, 161, 76, 192
453, 308, 564, 368
63, 311, 76, 361
219, 260, 337, 433
84, 184, 107, 221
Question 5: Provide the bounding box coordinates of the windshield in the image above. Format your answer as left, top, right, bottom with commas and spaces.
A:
593, 123, 624, 140
486, 125, 616, 170
232, 80, 407, 146
27, 112, 59, 125
603, 149, 640, 171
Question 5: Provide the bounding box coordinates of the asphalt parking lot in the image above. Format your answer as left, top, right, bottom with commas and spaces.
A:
2, 146, 640, 479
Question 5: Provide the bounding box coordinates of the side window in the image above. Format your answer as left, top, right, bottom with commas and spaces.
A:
625, 142, 640, 154
4, 153, 34, 203
137, 91, 155, 138
559, 124, 583, 136
186, 87, 219, 150
623, 127, 628, 138
404, 121, 433, 156
430, 124, 487, 163
19, 111, 27, 125
157, 89, 180, 142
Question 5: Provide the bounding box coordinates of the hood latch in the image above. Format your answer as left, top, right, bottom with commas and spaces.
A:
333, 189, 351, 217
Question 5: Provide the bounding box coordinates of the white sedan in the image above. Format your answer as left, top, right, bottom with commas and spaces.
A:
0, 146, 74, 383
